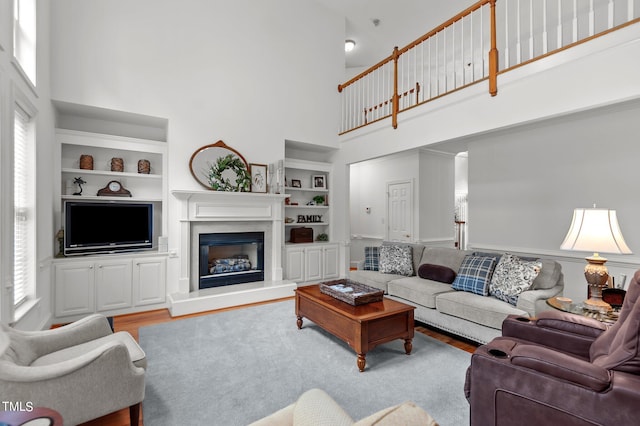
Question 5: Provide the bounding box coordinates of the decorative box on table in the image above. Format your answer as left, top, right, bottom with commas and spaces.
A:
290, 227, 313, 243
319, 279, 384, 305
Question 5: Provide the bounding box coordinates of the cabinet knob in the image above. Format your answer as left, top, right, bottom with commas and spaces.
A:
89, 265, 93, 269
98, 265, 103, 268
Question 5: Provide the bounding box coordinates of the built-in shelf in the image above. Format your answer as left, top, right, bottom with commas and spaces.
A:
285, 187, 329, 193
285, 222, 329, 227
62, 168, 162, 179
285, 205, 329, 209
61, 195, 164, 202
57, 128, 168, 250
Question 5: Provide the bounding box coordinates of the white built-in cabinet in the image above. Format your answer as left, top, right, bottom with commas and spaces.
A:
53, 254, 167, 319
285, 243, 339, 284
53, 128, 168, 320
284, 158, 331, 242
283, 158, 339, 283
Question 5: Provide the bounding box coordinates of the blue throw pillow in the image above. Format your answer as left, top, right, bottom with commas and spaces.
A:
452, 255, 497, 296
363, 246, 380, 271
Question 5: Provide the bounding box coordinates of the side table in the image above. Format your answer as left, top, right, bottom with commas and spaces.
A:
546, 296, 619, 324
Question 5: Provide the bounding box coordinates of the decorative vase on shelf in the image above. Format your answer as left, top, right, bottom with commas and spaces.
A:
79, 155, 93, 170
111, 157, 124, 172
138, 159, 151, 174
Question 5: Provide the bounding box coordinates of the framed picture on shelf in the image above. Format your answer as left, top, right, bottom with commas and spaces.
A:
312, 175, 326, 189
291, 179, 302, 188
250, 163, 268, 193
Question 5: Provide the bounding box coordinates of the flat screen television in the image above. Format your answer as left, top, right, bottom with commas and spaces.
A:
64, 201, 153, 256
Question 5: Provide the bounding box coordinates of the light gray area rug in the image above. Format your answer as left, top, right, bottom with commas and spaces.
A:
139, 300, 471, 425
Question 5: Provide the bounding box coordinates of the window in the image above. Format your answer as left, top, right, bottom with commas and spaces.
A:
13, 103, 35, 307
13, 0, 36, 85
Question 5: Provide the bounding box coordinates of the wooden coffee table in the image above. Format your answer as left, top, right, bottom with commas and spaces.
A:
295, 284, 415, 372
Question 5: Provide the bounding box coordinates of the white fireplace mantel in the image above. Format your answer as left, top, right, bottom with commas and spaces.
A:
169, 190, 295, 316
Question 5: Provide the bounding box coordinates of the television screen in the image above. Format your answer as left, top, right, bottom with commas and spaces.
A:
64, 201, 153, 255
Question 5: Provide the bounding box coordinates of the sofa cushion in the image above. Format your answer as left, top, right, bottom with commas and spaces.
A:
354, 401, 438, 426
418, 263, 456, 284
379, 244, 414, 276
31, 331, 147, 369
489, 253, 542, 306
388, 276, 456, 309
292, 388, 354, 426
363, 246, 380, 271
349, 270, 398, 293
419, 247, 469, 272
532, 258, 562, 290
451, 255, 497, 296
0, 324, 37, 366
436, 291, 528, 329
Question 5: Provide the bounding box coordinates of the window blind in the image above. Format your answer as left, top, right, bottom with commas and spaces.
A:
13, 105, 32, 307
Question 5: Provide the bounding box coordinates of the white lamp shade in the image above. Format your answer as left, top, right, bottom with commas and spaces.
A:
560, 208, 632, 254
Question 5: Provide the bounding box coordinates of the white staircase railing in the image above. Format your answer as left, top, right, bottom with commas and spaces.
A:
339, 0, 640, 135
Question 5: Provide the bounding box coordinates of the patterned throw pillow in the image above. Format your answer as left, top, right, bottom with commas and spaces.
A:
363, 246, 380, 271
489, 253, 543, 305
451, 255, 497, 296
379, 244, 414, 276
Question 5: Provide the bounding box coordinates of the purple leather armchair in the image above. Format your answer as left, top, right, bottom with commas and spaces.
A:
465, 270, 640, 426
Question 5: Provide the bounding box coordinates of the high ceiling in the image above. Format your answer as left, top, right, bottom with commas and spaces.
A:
313, 0, 473, 69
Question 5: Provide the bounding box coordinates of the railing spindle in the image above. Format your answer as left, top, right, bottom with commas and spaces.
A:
542, 0, 548, 54
558, 0, 563, 49
573, 0, 579, 42
516, 0, 522, 64
470, 12, 475, 82
589, 0, 595, 36
629, 0, 635, 21
608, 0, 615, 29
529, 0, 534, 60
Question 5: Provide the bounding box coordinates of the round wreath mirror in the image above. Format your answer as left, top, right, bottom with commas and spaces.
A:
189, 141, 251, 191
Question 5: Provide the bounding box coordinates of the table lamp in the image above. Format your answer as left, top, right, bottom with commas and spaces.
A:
560, 206, 632, 311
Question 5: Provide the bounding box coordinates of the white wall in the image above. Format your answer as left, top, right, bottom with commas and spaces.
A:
418, 149, 455, 244
467, 100, 640, 301
349, 149, 455, 261
48, 0, 344, 296
350, 151, 419, 239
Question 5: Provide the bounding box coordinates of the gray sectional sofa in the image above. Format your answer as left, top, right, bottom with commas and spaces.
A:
349, 244, 564, 344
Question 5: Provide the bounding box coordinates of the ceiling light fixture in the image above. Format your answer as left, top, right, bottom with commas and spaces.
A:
345, 39, 356, 52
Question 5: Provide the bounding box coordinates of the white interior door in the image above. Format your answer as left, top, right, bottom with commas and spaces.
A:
387, 180, 413, 242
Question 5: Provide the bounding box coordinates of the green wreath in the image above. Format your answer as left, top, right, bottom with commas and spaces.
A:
205, 154, 251, 192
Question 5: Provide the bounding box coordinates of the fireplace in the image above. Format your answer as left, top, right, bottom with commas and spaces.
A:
170, 190, 296, 317
198, 232, 264, 289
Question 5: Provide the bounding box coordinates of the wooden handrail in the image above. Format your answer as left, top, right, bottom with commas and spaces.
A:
397, 0, 491, 56
338, 0, 496, 131
339, 0, 638, 134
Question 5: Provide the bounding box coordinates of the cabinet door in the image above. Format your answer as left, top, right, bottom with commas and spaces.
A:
305, 246, 323, 282
133, 257, 167, 306
55, 262, 95, 317
323, 245, 339, 279
95, 260, 133, 312
285, 247, 305, 282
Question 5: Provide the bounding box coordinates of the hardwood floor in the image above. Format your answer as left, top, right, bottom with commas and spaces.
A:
79, 297, 479, 426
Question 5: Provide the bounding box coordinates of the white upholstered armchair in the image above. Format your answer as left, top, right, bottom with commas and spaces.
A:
0, 314, 146, 426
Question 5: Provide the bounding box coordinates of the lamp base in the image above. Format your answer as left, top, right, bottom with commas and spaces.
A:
582, 253, 612, 313
583, 297, 612, 312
